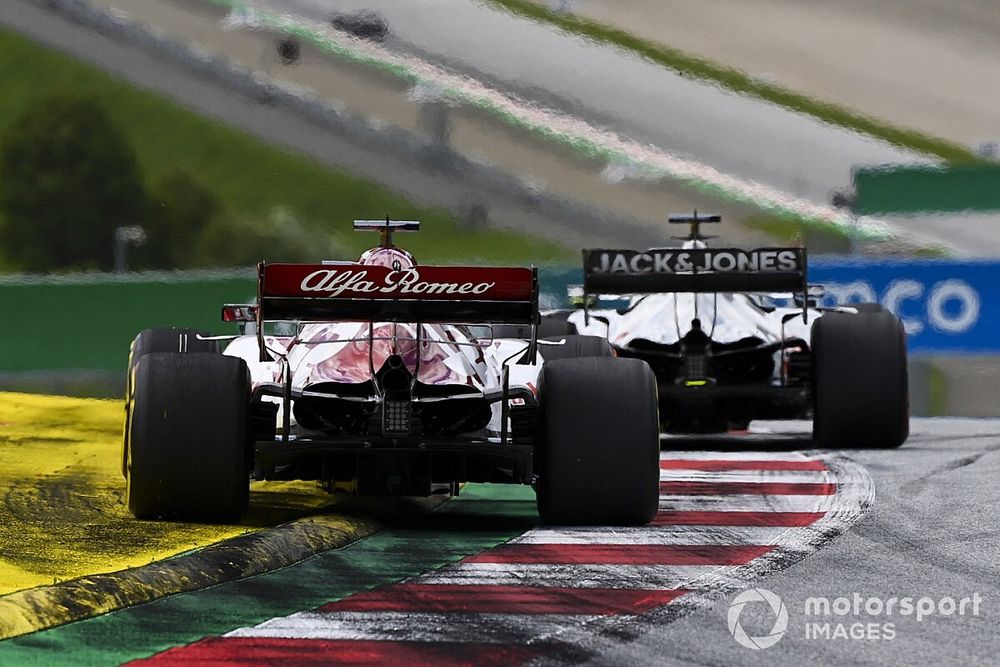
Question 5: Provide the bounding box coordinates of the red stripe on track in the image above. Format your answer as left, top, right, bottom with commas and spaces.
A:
660, 480, 836, 495
466, 543, 772, 565
661, 459, 828, 472
131, 637, 540, 667
652, 510, 826, 527
319, 584, 687, 615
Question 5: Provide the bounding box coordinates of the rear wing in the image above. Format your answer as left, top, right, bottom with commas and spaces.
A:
254, 262, 538, 359
259, 262, 537, 323
254, 262, 538, 360
582, 247, 808, 321
583, 248, 806, 295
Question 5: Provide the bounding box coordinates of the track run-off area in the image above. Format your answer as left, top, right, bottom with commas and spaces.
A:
0, 391, 913, 665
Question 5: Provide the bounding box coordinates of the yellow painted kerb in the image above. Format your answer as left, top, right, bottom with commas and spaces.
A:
0, 392, 341, 596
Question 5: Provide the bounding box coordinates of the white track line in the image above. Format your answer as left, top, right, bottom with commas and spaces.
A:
418, 563, 733, 590
658, 494, 829, 512
227, 611, 603, 645
510, 526, 792, 545
658, 470, 833, 483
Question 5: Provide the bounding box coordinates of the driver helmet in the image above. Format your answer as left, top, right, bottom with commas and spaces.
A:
358, 246, 416, 271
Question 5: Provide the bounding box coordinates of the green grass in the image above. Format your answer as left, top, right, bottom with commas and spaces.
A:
745, 215, 950, 257
744, 215, 852, 254
486, 0, 984, 165
0, 28, 574, 266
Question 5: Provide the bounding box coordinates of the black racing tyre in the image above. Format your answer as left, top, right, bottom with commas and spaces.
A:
128, 327, 222, 377
126, 353, 251, 521
539, 335, 613, 362
536, 357, 660, 525
491, 312, 577, 340
850, 303, 883, 314
812, 310, 909, 448
123, 328, 222, 477
538, 311, 576, 337
490, 324, 532, 339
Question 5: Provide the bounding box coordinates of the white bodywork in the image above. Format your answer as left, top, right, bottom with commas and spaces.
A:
568, 238, 818, 360
569, 293, 816, 349
224, 323, 545, 434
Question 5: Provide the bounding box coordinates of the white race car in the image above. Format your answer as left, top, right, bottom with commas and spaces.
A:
122, 220, 660, 524
558, 213, 909, 447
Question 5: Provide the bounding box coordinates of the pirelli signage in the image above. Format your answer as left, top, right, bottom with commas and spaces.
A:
583, 247, 807, 295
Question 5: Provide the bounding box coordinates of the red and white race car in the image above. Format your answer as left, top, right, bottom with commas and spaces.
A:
122, 220, 660, 525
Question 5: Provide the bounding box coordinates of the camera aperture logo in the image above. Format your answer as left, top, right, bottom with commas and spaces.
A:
728, 589, 983, 647
728, 588, 789, 649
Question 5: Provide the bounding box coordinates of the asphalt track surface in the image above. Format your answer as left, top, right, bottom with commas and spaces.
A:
595, 419, 1000, 665
207, 0, 1000, 254
261, 0, 931, 207
3, 418, 998, 664
563, 0, 1000, 146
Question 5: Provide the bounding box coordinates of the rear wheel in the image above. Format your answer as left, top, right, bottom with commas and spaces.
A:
126, 327, 222, 391
123, 328, 222, 477
812, 310, 909, 448
536, 357, 660, 525
539, 334, 613, 362
538, 311, 576, 337
492, 312, 577, 340
126, 353, 251, 521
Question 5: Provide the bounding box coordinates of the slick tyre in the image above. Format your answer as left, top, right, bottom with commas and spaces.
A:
538, 311, 576, 337
126, 353, 251, 521
123, 328, 222, 477
812, 310, 909, 448
492, 312, 577, 339
127, 328, 223, 378
537, 357, 660, 525
539, 335, 613, 362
